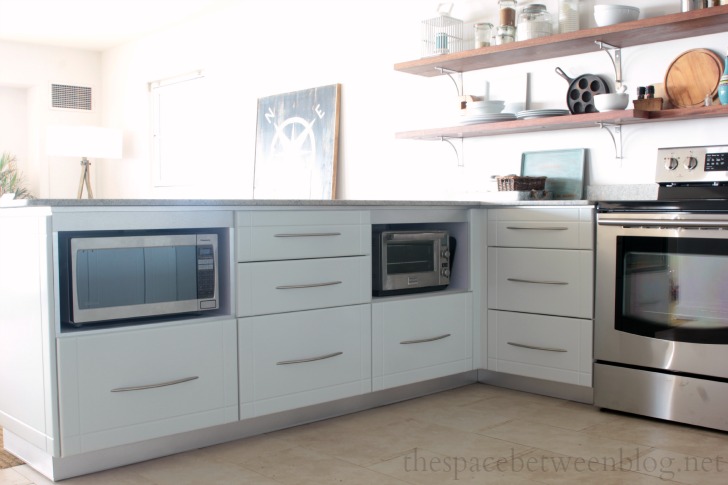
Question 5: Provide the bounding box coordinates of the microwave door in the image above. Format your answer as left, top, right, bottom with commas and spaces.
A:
71, 235, 201, 324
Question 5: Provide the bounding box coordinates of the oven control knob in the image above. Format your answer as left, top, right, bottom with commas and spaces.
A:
685, 156, 699, 171
442, 250, 451, 259
665, 157, 679, 170
442, 268, 450, 277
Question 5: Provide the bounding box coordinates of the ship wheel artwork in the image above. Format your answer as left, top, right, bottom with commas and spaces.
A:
254, 84, 341, 199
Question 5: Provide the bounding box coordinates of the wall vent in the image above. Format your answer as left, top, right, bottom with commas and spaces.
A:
51, 83, 93, 111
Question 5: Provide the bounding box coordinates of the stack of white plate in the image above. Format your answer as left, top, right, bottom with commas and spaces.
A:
466, 100, 505, 114
516, 109, 570, 119
459, 113, 517, 125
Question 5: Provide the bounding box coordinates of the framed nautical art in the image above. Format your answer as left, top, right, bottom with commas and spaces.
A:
253, 83, 341, 199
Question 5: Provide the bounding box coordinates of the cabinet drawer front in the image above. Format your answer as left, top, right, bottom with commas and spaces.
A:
488, 207, 593, 249
239, 305, 371, 416
487, 310, 592, 386
236, 211, 370, 261
237, 256, 370, 316
57, 319, 238, 455
487, 248, 593, 318
372, 292, 472, 390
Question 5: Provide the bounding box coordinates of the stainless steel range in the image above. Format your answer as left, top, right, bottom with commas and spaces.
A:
594, 145, 728, 432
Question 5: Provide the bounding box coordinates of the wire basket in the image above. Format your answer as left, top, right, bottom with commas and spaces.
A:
496, 175, 547, 191
421, 14, 463, 57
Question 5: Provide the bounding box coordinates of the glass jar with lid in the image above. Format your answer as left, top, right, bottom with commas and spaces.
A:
516, 4, 553, 41
474, 22, 493, 48
498, 0, 517, 27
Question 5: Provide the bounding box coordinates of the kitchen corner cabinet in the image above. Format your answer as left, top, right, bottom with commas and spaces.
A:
56, 318, 238, 456
394, 7, 728, 141
486, 207, 594, 387
372, 291, 473, 391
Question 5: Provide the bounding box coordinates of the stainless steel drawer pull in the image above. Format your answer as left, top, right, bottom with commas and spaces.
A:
277, 351, 343, 365
400, 333, 452, 345
276, 281, 342, 290
111, 376, 199, 393
507, 342, 567, 353
506, 226, 568, 231
507, 278, 569, 285
274, 232, 342, 238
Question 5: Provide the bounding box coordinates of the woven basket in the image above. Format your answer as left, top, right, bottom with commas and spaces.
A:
496, 175, 547, 191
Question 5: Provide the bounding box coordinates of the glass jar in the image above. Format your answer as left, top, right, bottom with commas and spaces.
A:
495, 25, 516, 45
516, 4, 553, 41
474, 22, 493, 48
498, 0, 517, 27
558, 0, 579, 34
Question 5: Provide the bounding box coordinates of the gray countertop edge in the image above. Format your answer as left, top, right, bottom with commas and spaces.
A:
0, 198, 595, 209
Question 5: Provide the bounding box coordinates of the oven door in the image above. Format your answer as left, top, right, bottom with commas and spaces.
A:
595, 212, 728, 379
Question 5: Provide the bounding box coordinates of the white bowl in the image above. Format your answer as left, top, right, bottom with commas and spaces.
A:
467, 100, 505, 114
594, 5, 640, 27
594, 93, 629, 111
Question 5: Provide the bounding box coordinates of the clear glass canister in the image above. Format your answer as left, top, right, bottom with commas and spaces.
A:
474, 22, 493, 48
558, 0, 579, 34
495, 25, 516, 45
498, 0, 517, 27
516, 4, 553, 41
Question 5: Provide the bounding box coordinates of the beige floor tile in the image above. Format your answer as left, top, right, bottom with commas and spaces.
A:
195, 433, 298, 466
241, 446, 411, 485
0, 467, 32, 485
480, 418, 653, 463
125, 450, 283, 485
584, 412, 728, 459
369, 447, 544, 485
624, 447, 728, 485
492, 448, 684, 485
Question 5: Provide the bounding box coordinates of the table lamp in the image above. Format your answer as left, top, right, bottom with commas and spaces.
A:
46, 125, 123, 199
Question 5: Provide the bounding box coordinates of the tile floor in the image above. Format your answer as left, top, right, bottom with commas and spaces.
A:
2, 383, 727, 484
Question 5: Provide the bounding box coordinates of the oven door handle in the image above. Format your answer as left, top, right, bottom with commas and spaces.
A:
598, 219, 728, 228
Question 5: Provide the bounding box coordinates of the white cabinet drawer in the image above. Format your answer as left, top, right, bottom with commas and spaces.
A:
372, 292, 472, 391
237, 256, 370, 316
488, 247, 593, 318
236, 210, 370, 261
487, 310, 592, 386
57, 319, 238, 456
238, 305, 371, 417
487, 207, 593, 249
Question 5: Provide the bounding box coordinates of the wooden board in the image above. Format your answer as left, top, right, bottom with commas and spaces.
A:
664, 48, 723, 108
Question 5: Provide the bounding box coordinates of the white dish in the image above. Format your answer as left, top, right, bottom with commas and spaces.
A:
594, 93, 629, 111
458, 113, 516, 125
594, 5, 639, 27
516, 109, 570, 119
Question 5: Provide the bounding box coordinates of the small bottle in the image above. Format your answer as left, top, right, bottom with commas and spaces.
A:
558, 0, 580, 34
637, 86, 646, 100
646, 85, 655, 99
719, 49, 728, 105
498, 0, 517, 27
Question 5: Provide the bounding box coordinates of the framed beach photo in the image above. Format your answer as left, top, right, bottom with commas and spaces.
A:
253, 84, 341, 200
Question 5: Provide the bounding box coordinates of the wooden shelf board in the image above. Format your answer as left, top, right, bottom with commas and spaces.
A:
395, 105, 728, 140
395, 7, 728, 77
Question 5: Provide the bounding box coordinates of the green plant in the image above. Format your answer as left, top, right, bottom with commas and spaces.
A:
0, 152, 33, 199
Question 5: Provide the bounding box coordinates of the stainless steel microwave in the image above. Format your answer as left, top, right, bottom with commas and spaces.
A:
372, 230, 453, 296
60, 231, 219, 326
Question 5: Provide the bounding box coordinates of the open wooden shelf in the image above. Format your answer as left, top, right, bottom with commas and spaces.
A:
395, 6, 728, 77
396, 105, 728, 141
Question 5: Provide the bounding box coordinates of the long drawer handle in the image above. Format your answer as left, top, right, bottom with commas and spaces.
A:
400, 333, 451, 345
507, 342, 568, 353
274, 232, 342, 238
277, 351, 343, 365
276, 281, 342, 290
507, 278, 569, 285
111, 376, 199, 393
506, 226, 568, 231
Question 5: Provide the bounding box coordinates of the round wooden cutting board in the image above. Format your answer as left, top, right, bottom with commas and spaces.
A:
664, 48, 724, 108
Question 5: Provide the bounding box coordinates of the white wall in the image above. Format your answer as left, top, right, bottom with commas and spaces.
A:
0, 41, 101, 198
6, 0, 728, 200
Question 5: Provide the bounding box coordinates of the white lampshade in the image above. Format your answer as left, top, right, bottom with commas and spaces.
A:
47, 125, 122, 159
